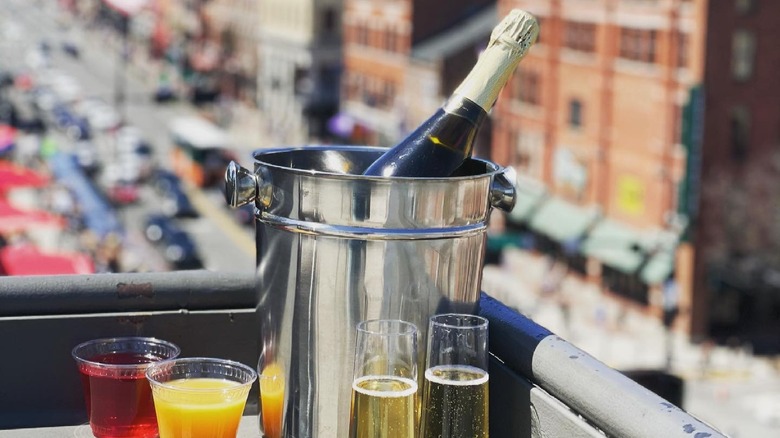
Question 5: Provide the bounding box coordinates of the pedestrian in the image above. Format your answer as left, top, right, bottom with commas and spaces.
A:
662, 275, 680, 370
540, 257, 567, 298
662, 274, 680, 329
558, 281, 573, 335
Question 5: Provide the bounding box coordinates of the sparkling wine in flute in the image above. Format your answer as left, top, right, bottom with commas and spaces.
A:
419, 365, 490, 438
349, 375, 418, 438
363, 9, 539, 177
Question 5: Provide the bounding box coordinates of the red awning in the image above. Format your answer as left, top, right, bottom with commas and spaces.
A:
0, 244, 94, 276
0, 161, 50, 191
0, 199, 64, 233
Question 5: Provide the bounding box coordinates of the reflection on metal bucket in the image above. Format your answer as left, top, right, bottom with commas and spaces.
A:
225, 146, 515, 437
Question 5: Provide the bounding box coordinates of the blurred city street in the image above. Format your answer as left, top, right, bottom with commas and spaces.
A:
483, 247, 780, 437
1, 0, 259, 274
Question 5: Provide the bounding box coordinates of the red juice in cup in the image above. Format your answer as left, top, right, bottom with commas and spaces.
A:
78, 353, 159, 437
73, 338, 180, 438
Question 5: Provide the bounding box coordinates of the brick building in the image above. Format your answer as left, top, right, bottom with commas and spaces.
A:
495, 0, 780, 343
340, 0, 495, 146
257, 0, 343, 144
203, 0, 260, 102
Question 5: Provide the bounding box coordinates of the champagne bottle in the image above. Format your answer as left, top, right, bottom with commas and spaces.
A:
363, 9, 539, 177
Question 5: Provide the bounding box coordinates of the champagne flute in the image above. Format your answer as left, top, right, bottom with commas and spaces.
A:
419, 314, 489, 438
350, 320, 419, 438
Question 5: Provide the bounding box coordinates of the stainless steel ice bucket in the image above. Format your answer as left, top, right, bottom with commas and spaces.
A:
225, 146, 515, 437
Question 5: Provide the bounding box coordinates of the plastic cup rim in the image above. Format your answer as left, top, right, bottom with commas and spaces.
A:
71, 336, 181, 370
145, 357, 258, 392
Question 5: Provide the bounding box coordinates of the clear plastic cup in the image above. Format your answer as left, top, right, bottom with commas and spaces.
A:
72, 337, 181, 438
146, 357, 257, 438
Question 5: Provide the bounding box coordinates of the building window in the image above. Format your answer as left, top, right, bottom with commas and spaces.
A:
515, 129, 544, 178
348, 73, 365, 102
677, 33, 689, 69
356, 24, 369, 46
730, 106, 750, 162
673, 104, 683, 144
564, 21, 596, 53
618, 28, 657, 63
732, 30, 756, 82
323, 8, 337, 34
293, 67, 311, 95
511, 68, 540, 106
381, 81, 396, 109
365, 79, 375, 107
385, 29, 397, 52
569, 99, 583, 128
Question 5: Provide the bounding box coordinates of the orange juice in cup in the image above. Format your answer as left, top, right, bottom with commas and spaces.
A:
260, 362, 285, 438
146, 358, 256, 438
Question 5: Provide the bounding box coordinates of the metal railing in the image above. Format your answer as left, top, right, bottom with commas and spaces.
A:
0, 271, 724, 437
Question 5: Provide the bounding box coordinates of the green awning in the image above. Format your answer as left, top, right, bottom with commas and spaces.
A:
487, 232, 520, 252
528, 198, 599, 243
640, 250, 675, 285
582, 219, 647, 274
507, 177, 546, 224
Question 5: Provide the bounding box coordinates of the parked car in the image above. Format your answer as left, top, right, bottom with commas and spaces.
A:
74, 140, 100, 176
106, 181, 140, 205
30, 86, 59, 113
143, 214, 203, 270
0, 99, 17, 127
0, 70, 14, 88
189, 76, 219, 106
61, 40, 80, 58
153, 169, 198, 218
49, 73, 82, 103
102, 160, 142, 185
9, 94, 47, 133
153, 84, 177, 103
51, 103, 90, 140
17, 115, 46, 134
74, 97, 121, 132
38, 40, 51, 55
114, 126, 155, 180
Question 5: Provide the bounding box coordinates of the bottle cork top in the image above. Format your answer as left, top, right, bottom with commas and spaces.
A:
450, 9, 540, 112
489, 9, 539, 58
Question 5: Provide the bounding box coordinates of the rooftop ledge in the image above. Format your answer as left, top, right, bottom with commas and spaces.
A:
0, 271, 724, 438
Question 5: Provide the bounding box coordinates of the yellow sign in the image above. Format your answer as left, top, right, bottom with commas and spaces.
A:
617, 175, 645, 215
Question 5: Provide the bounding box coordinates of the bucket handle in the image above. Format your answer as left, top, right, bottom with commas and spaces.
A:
225, 161, 273, 209
490, 166, 517, 213
227, 160, 517, 213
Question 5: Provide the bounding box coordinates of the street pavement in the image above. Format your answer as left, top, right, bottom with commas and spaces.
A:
483, 247, 780, 437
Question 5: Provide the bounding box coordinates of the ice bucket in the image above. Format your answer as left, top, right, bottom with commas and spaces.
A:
225, 146, 515, 437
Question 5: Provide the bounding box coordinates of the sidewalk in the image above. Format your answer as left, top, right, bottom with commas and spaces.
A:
482, 247, 780, 435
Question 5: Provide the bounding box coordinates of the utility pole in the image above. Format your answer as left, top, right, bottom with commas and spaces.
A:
115, 12, 129, 122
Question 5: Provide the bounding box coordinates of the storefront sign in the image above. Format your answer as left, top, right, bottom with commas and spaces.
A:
616, 175, 645, 216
